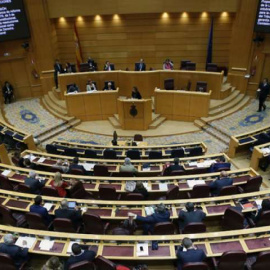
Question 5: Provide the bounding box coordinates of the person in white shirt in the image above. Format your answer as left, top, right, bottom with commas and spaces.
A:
86, 80, 97, 92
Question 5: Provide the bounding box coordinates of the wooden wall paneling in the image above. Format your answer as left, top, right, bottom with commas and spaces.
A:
99, 91, 118, 118
173, 93, 191, 121
189, 93, 210, 117
83, 94, 102, 120
155, 91, 174, 118
66, 94, 85, 116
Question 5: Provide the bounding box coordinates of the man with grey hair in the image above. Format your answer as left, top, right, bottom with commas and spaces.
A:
0, 234, 29, 268
128, 203, 170, 234
55, 199, 82, 229
176, 237, 206, 270
209, 170, 233, 196
24, 170, 45, 194
120, 157, 138, 174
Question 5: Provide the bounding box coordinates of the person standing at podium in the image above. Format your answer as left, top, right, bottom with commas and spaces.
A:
131, 86, 142, 99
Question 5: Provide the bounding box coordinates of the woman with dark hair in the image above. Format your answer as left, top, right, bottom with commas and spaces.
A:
2, 81, 14, 104
131, 86, 142, 99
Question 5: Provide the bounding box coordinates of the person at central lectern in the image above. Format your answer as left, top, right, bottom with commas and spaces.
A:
131, 86, 142, 99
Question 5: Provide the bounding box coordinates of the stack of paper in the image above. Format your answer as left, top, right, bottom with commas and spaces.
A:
159, 183, 168, 191
197, 163, 207, 168
37, 157, 46, 163
1, 170, 11, 176
187, 180, 206, 188
79, 163, 95, 171
39, 240, 54, 251
145, 206, 155, 216
43, 203, 53, 211
189, 162, 197, 166
15, 236, 36, 249
143, 182, 149, 190
136, 243, 149, 256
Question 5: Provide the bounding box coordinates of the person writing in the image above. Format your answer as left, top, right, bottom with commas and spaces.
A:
131, 86, 142, 99
86, 80, 97, 92
257, 78, 270, 112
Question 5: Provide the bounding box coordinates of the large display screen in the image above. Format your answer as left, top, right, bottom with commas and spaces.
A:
0, 0, 30, 42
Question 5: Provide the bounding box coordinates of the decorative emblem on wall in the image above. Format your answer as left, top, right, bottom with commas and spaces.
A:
130, 104, 138, 117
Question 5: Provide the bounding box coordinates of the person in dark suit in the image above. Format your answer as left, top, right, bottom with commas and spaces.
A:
67, 84, 79, 94
69, 157, 86, 175
208, 157, 231, 173
64, 243, 96, 270
135, 59, 146, 71
103, 81, 116, 90
176, 237, 206, 270
168, 157, 184, 172
54, 59, 64, 89
24, 171, 45, 194
133, 181, 148, 199
209, 171, 233, 196
128, 203, 170, 234
257, 78, 270, 112
55, 199, 82, 228
23, 158, 36, 169
0, 234, 29, 269
178, 202, 206, 230
30, 195, 52, 226
87, 57, 96, 71
131, 86, 142, 99
2, 81, 14, 104
104, 61, 115, 71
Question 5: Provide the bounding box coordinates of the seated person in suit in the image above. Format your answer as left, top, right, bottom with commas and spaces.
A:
178, 202, 206, 230
120, 157, 138, 174
253, 198, 270, 224
128, 203, 170, 234
23, 158, 36, 169
103, 81, 116, 90
104, 61, 114, 71
135, 58, 146, 71
163, 58, 174, 70
133, 181, 148, 199
55, 199, 82, 228
87, 57, 96, 71
2, 81, 14, 104
209, 171, 233, 196
67, 83, 79, 94
42, 256, 63, 270
0, 234, 29, 269
51, 172, 69, 197
86, 79, 97, 92
208, 157, 231, 172
168, 157, 184, 172
52, 159, 69, 173
131, 86, 142, 99
176, 237, 206, 270
30, 195, 52, 226
64, 243, 96, 270
25, 171, 45, 194
69, 157, 86, 175
12, 151, 25, 167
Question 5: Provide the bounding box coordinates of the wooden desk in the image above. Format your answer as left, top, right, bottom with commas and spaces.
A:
57, 70, 224, 100
155, 88, 211, 122
117, 98, 152, 130
65, 89, 119, 121
250, 142, 270, 170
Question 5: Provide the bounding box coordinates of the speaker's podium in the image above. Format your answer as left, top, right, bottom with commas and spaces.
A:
117, 98, 152, 130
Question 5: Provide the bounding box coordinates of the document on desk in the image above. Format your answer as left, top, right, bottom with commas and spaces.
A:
145, 206, 155, 216
39, 240, 54, 251
79, 163, 95, 171
189, 162, 197, 166
159, 183, 168, 191
37, 157, 46, 163
143, 182, 149, 190
43, 203, 53, 211
15, 236, 36, 249
187, 180, 205, 188
1, 170, 11, 176
137, 243, 149, 256
24, 154, 36, 162
142, 167, 151, 171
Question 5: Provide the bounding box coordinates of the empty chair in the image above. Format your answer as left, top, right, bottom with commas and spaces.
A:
164, 78, 174, 90
182, 222, 206, 234
254, 210, 270, 227
126, 150, 141, 159
84, 149, 98, 159
148, 151, 162, 159
17, 184, 31, 193
64, 148, 78, 157
187, 185, 210, 199
186, 62, 196, 70
46, 144, 59, 155
166, 185, 179, 200
219, 185, 238, 196
0, 175, 14, 191
250, 251, 270, 270
152, 222, 175, 235
206, 63, 218, 72
126, 193, 144, 201
182, 262, 209, 270
94, 165, 110, 176
41, 186, 59, 197
221, 208, 245, 230
0, 252, 27, 270
238, 176, 262, 193
70, 181, 92, 199
134, 134, 143, 141
69, 261, 96, 270
95, 255, 116, 270
196, 81, 207, 92
53, 218, 80, 233
83, 213, 109, 234
99, 186, 121, 200
170, 148, 185, 158
188, 147, 203, 157
0, 205, 27, 227
26, 212, 51, 230
212, 250, 247, 270
180, 60, 191, 70
170, 170, 185, 176
103, 149, 117, 159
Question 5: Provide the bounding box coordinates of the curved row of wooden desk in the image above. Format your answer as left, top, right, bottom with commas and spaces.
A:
49, 140, 207, 159
250, 142, 270, 171
20, 150, 232, 176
